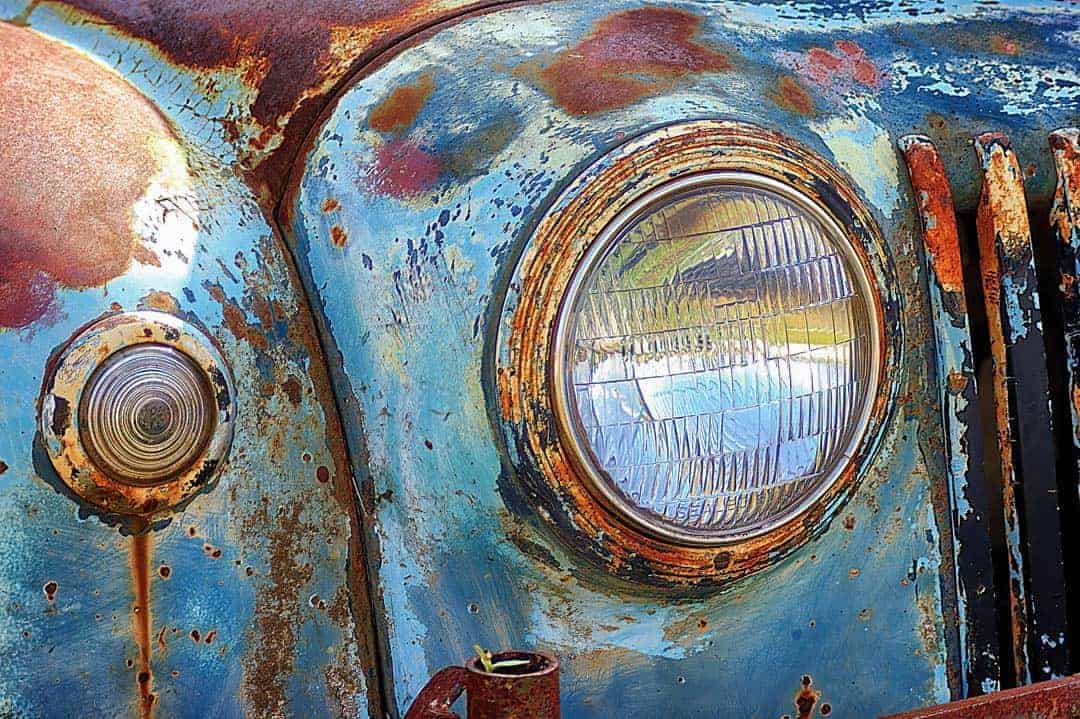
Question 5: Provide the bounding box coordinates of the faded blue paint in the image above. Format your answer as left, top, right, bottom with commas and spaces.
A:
282, 0, 1080, 715
0, 17, 374, 719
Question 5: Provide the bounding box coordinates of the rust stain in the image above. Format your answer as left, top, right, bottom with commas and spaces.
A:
0, 23, 176, 328
779, 39, 883, 99
239, 501, 316, 716
771, 75, 815, 116
281, 375, 303, 407
795, 675, 820, 719
321, 198, 341, 213
138, 291, 181, 315
366, 138, 442, 198
900, 136, 965, 294
1050, 130, 1080, 246
518, 7, 730, 115
131, 533, 155, 719
330, 224, 349, 247
41, 0, 512, 204
369, 73, 435, 132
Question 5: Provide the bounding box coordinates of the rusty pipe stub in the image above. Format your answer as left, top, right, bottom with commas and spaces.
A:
40, 311, 235, 518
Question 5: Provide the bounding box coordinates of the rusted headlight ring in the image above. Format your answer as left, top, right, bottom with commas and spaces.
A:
496, 120, 899, 586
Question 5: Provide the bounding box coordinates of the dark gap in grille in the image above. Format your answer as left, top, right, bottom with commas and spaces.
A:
1028, 201, 1080, 676
955, 207, 1018, 689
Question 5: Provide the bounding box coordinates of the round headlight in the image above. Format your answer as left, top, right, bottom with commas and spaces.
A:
552, 173, 879, 543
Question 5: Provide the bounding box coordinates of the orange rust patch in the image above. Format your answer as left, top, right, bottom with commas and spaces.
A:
368, 73, 434, 132
1050, 130, 1080, 246
988, 33, 1022, 56
330, 225, 348, 247
520, 7, 730, 115
901, 139, 965, 294
772, 75, 815, 115
0, 24, 175, 327
321, 198, 341, 213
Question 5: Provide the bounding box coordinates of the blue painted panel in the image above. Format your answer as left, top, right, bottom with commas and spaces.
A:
283, 0, 1080, 714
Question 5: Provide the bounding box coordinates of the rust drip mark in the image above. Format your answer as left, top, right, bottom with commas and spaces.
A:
130, 533, 156, 719
369, 73, 435, 133
517, 7, 730, 115
899, 136, 965, 294
0, 24, 179, 328
795, 675, 820, 719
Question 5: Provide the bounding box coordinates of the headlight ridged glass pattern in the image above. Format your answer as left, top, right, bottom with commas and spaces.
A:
557, 177, 875, 541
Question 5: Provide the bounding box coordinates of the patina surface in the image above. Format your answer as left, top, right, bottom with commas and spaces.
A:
0, 20, 381, 719
900, 135, 1002, 696
3, 0, 1080, 717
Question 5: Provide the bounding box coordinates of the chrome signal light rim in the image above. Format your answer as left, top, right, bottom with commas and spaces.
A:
40, 311, 235, 517
550, 172, 883, 546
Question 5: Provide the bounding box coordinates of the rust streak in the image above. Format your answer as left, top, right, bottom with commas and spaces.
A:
973, 131, 1033, 683
131, 533, 155, 719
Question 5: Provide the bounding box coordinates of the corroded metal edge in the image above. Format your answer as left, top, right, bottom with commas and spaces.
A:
498, 120, 901, 586
881, 673, 1080, 718
1050, 128, 1080, 500
900, 135, 1002, 695
974, 131, 1070, 683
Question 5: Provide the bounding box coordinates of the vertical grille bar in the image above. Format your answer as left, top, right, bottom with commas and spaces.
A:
974, 132, 1070, 682
900, 135, 1002, 696
1049, 128, 1080, 501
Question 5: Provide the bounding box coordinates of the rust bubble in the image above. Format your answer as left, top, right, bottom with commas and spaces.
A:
321, 198, 341, 213
316, 465, 330, 483
330, 225, 348, 247
42, 581, 58, 602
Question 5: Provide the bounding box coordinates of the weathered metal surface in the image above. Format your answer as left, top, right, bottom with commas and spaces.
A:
3, 0, 1080, 716
276, 0, 1080, 714
900, 135, 1002, 696
0, 0, 519, 207
0, 22, 381, 718
1050, 128, 1080, 501
405, 652, 560, 719
499, 119, 899, 586
883, 673, 1080, 719
974, 132, 1070, 683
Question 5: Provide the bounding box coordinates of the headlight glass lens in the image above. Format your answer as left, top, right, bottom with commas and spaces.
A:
557, 177, 877, 541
